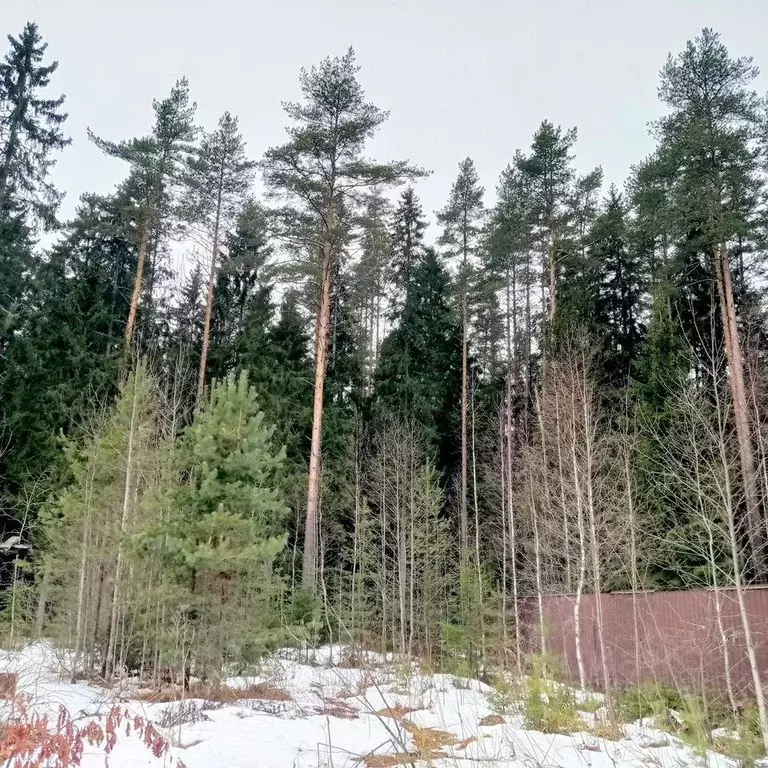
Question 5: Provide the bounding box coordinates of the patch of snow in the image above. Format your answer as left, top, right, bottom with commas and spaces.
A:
0, 643, 744, 768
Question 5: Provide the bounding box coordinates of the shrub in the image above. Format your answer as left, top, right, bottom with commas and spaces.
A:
488, 675, 522, 715
0, 695, 184, 767
614, 682, 684, 723
523, 660, 585, 735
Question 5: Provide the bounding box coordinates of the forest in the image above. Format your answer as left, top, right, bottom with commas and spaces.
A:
2, 18, 768, 755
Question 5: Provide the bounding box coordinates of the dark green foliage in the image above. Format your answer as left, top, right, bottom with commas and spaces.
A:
0, 193, 132, 493
591, 187, 645, 387
163, 372, 289, 670
374, 247, 462, 461
208, 201, 273, 381
0, 206, 32, 356
0, 22, 69, 225
632, 284, 691, 584
390, 186, 426, 310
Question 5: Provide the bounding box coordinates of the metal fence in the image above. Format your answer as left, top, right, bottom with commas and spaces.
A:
519, 587, 768, 697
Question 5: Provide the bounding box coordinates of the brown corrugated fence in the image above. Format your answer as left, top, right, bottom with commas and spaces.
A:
519, 588, 768, 697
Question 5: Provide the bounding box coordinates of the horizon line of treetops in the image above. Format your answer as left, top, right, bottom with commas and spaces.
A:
3, 19, 768, 695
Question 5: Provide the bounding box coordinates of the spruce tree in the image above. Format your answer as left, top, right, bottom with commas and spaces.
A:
0, 192, 133, 493
633, 283, 690, 584
390, 186, 427, 312
350, 189, 392, 392
208, 200, 274, 381
590, 186, 644, 388
375, 247, 462, 464
0, 207, 32, 359
0, 22, 69, 225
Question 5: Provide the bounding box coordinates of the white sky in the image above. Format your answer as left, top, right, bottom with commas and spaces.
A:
2, 0, 768, 241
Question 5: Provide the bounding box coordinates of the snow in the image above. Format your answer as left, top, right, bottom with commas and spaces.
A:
0, 642, 746, 768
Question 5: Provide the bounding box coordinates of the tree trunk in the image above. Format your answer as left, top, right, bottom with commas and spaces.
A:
461, 257, 469, 551
714, 242, 766, 579
124, 224, 150, 352
548, 241, 557, 322
303, 236, 334, 588
105, 370, 140, 679
197, 173, 224, 408
504, 266, 521, 670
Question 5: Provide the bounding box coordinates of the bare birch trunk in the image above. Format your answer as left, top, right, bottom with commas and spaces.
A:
504, 265, 522, 671
105, 374, 140, 679
548, 241, 557, 322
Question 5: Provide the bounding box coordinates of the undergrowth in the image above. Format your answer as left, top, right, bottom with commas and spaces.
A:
523, 654, 585, 735
0, 695, 185, 767
615, 681, 766, 765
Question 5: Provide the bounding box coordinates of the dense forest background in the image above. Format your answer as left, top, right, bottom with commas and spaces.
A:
2, 21, 768, 728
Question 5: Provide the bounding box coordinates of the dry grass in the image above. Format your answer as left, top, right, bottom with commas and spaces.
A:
136, 680, 292, 704
591, 719, 624, 742
364, 752, 447, 768
314, 698, 359, 720
0, 673, 18, 699
363, 719, 458, 767
402, 721, 457, 751
375, 705, 417, 720
479, 714, 505, 726
456, 736, 478, 750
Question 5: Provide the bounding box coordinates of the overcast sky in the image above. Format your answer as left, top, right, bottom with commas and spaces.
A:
3, 0, 768, 240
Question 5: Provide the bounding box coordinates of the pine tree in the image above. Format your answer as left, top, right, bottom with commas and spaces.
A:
261, 48, 421, 587
89, 79, 197, 351
486, 162, 535, 427
164, 372, 288, 675
517, 122, 577, 327
0, 22, 69, 225
655, 28, 766, 576
437, 157, 484, 550
181, 112, 256, 405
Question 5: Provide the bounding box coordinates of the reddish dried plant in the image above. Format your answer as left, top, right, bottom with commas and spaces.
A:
0, 695, 187, 768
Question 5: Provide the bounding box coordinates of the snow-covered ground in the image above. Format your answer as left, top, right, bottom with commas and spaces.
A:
0, 643, 743, 767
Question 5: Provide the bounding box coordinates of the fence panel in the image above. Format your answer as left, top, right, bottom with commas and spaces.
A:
519, 588, 768, 696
